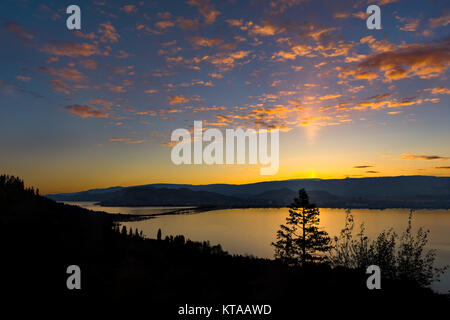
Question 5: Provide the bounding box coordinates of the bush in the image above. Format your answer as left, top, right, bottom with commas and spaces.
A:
329, 209, 447, 288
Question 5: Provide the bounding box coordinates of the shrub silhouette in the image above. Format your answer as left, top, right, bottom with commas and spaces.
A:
329, 209, 448, 288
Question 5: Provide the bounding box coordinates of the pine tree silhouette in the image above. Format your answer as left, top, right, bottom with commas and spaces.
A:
157, 228, 162, 241
272, 189, 331, 265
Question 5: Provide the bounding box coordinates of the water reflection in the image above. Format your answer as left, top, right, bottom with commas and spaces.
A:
67, 202, 450, 293
122, 208, 450, 293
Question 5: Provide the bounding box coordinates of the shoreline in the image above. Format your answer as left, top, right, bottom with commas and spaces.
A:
71, 203, 450, 222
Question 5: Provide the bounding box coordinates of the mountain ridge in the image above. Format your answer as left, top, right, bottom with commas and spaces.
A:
46, 176, 450, 209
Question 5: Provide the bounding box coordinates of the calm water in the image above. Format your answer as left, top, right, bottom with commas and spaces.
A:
68, 202, 450, 293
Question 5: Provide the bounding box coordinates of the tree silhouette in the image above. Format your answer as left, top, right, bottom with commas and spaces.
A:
272, 189, 331, 265
157, 228, 162, 241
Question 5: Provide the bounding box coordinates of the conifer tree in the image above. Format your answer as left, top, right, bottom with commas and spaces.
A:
157, 228, 162, 241
272, 189, 331, 265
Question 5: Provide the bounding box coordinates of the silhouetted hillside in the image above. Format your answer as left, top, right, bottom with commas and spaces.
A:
47, 176, 450, 208
248, 188, 341, 207
1, 175, 447, 311
96, 186, 345, 207
100, 187, 242, 206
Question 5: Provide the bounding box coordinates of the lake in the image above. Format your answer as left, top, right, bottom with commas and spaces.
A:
65, 202, 450, 293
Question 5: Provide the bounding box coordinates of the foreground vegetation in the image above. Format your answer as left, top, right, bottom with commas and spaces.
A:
272, 189, 447, 288
329, 209, 448, 288
1, 175, 448, 311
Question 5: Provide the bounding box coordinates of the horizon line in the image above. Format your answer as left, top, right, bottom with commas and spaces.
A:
44, 174, 450, 196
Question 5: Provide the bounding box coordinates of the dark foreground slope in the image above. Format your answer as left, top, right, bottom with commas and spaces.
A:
1, 175, 447, 314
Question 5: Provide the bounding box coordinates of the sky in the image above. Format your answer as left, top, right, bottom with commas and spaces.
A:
0, 0, 449, 194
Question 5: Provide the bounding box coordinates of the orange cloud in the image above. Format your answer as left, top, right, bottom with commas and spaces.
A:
319, 94, 342, 101
73, 31, 96, 40
425, 87, 450, 95
315, 42, 352, 58
66, 105, 110, 118
37, 67, 86, 82
112, 65, 134, 75
209, 73, 223, 79
109, 138, 144, 144
291, 66, 303, 71
360, 35, 396, 53
116, 50, 134, 59
168, 95, 202, 105
158, 45, 182, 56
378, 0, 400, 4
49, 80, 74, 94
155, 20, 175, 29
121, 5, 137, 14
187, 0, 220, 24
16, 75, 31, 82
334, 12, 349, 19
192, 106, 227, 113
158, 12, 172, 19
41, 41, 99, 57
367, 93, 392, 100
5, 22, 34, 40
226, 19, 243, 27
272, 44, 313, 61
176, 17, 200, 30
345, 54, 367, 63
160, 140, 181, 147
429, 13, 450, 28
189, 36, 223, 47
79, 59, 97, 69
228, 19, 286, 37
268, 0, 306, 14
98, 22, 119, 43
109, 85, 126, 93
341, 37, 450, 82
396, 16, 420, 32
348, 85, 365, 93
306, 27, 338, 41
167, 108, 184, 114
248, 20, 285, 36
90, 98, 114, 110
352, 12, 367, 20
353, 98, 422, 110
210, 50, 251, 71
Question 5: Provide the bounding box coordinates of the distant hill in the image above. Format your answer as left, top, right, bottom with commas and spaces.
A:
46, 176, 450, 209
100, 187, 241, 207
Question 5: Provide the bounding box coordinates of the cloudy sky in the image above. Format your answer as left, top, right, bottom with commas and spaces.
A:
0, 0, 449, 193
